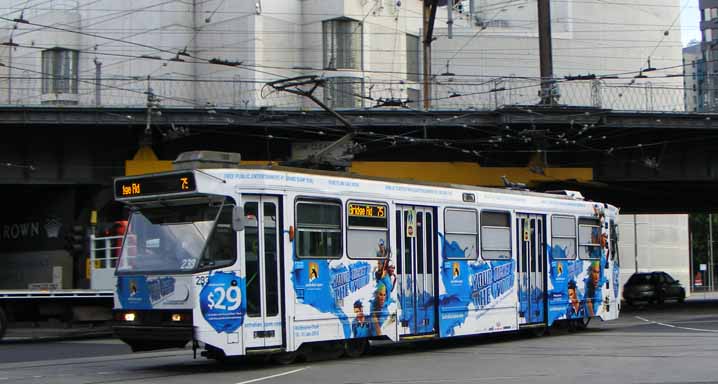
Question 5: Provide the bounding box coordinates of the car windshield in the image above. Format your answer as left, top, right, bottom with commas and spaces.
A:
627, 274, 652, 285
117, 202, 225, 274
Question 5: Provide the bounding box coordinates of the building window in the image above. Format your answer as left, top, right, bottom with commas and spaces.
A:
41, 48, 79, 94
324, 77, 363, 109
407, 88, 420, 109
406, 34, 420, 82
323, 18, 362, 70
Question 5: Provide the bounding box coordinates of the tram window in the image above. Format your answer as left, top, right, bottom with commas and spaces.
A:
480, 211, 511, 260
610, 220, 619, 265
417, 212, 424, 273
578, 218, 602, 260
347, 201, 389, 259
296, 200, 342, 258
551, 216, 577, 260
264, 202, 279, 317
444, 208, 478, 259
426, 212, 433, 274
244, 202, 262, 317
198, 205, 238, 270
396, 210, 402, 275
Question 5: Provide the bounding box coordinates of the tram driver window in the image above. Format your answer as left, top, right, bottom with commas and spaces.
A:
198, 204, 237, 270
551, 216, 577, 260
346, 201, 389, 259
480, 211, 511, 260
578, 218, 602, 259
444, 208, 478, 259
296, 201, 342, 258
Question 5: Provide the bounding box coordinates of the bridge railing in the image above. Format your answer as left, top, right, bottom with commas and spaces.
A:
0, 76, 688, 112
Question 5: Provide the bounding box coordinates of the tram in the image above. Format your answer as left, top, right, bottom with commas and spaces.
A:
112, 151, 621, 361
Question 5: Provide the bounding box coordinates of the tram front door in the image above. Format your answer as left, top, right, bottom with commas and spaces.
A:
396, 205, 437, 337
242, 196, 284, 349
516, 214, 546, 325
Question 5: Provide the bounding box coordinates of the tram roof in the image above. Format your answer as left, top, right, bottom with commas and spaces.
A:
224, 165, 602, 205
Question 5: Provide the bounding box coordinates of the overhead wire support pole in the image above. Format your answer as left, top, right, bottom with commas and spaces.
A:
537, 0, 558, 105
423, 0, 439, 111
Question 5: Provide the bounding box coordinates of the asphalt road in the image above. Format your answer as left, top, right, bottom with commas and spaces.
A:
1, 301, 718, 384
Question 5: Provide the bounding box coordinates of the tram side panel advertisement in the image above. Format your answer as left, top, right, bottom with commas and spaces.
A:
547, 206, 618, 325
116, 275, 194, 310
291, 202, 398, 343
437, 233, 517, 337
291, 254, 396, 342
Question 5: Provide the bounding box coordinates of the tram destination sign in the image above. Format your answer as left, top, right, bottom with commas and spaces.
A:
348, 202, 387, 228
115, 172, 196, 198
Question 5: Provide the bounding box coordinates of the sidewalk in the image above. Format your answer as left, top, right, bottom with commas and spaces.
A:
1, 321, 113, 344
686, 290, 718, 302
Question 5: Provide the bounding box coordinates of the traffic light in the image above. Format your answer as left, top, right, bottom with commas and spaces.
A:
64, 224, 87, 256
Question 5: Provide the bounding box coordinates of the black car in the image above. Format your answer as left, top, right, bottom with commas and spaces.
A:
623, 271, 686, 306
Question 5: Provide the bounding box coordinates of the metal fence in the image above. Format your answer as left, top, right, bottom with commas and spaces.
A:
0, 75, 688, 112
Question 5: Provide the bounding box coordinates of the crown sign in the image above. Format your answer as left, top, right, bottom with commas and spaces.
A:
45, 218, 62, 238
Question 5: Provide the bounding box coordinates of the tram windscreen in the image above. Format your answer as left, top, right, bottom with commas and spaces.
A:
117, 202, 229, 274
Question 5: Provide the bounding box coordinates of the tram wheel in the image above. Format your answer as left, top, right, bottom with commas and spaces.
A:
530, 326, 547, 337
0, 306, 7, 340
574, 317, 590, 330
272, 351, 299, 365
343, 338, 368, 358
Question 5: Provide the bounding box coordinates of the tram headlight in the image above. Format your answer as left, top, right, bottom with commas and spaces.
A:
171, 313, 182, 322
124, 312, 137, 322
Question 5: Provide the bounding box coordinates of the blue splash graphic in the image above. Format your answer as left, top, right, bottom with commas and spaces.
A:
291, 252, 377, 339
400, 287, 437, 334
438, 233, 514, 337
199, 271, 246, 333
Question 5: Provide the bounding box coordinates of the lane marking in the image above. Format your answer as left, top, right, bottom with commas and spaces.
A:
635, 316, 718, 333
236, 367, 308, 384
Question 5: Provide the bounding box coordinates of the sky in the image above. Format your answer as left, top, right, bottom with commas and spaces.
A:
682, 0, 701, 46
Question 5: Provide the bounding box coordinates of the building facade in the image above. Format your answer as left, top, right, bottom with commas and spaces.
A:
683, 42, 705, 112
0, 0, 686, 111
700, 0, 718, 111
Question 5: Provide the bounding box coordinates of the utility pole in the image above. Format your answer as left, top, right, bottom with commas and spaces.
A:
537, 0, 558, 105
634, 214, 639, 273
422, 0, 438, 110
94, 58, 102, 106
710, 213, 714, 291
144, 76, 160, 145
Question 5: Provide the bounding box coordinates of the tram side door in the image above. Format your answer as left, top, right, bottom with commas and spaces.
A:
242, 196, 284, 349
396, 205, 437, 336
516, 214, 546, 325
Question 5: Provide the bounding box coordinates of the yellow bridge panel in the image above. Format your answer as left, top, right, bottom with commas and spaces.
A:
349, 162, 593, 187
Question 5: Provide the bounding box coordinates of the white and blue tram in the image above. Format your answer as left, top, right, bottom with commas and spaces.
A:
112, 151, 621, 360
